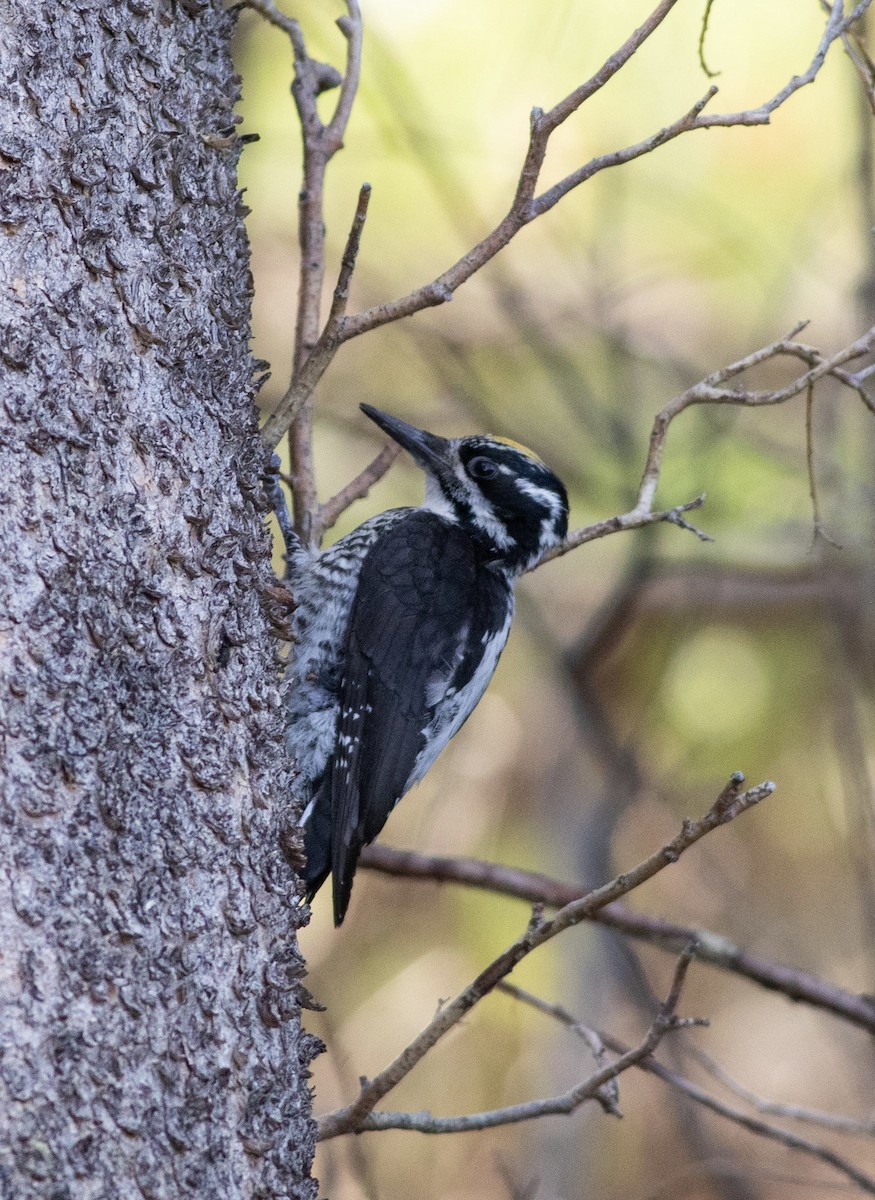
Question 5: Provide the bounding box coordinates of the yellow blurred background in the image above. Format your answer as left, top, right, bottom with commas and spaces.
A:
235, 2, 874, 1196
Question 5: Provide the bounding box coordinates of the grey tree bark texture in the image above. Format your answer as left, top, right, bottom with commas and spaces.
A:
0, 3, 319, 1197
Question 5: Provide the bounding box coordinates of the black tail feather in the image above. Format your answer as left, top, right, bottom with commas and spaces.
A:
302, 781, 332, 905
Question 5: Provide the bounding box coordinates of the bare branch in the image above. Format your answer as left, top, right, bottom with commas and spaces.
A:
358, 843, 875, 1036
531, 323, 875, 566
289, 0, 364, 542
246, 0, 366, 536
241, 0, 307, 53
532, 86, 719, 217
262, 183, 373, 452
835, 8, 875, 115
501, 983, 875, 1194
499, 984, 616, 1070
497, 982, 622, 1116
347, 948, 700, 1135
317, 441, 402, 537
325, 181, 372, 327
513, 0, 684, 210
698, 0, 722, 79
686, 1045, 875, 1137
806, 382, 843, 548
597, 1029, 875, 1195
263, 0, 873, 442
284, 0, 363, 377
692, 0, 872, 127
326, 0, 363, 153
540, 495, 712, 566
778, 337, 875, 414
283, 317, 875, 561
633, 323, 875, 515
317, 775, 773, 1140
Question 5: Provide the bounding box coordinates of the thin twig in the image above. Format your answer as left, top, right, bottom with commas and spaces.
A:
241, 0, 306, 50
686, 1045, 875, 1137
345, 948, 701, 1135
825, 0, 875, 116
497, 982, 622, 1115
262, 182, 373, 453
806, 382, 843, 548
698, 0, 721, 78
532, 86, 719, 217
317, 775, 773, 1140
326, 1, 364, 154
538, 323, 875, 566
634, 323, 875, 516
690, 0, 871, 128
326, 182, 372, 327
358, 843, 875, 1036
778, 338, 875, 414
837, 10, 875, 115
512, 0, 685, 211
264, 0, 872, 438
501, 984, 875, 1194
538, 496, 711, 567
248, 0, 364, 539
318, 442, 402, 536
597, 1030, 875, 1195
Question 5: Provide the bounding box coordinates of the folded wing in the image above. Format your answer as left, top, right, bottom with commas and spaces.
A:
328, 511, 508, 924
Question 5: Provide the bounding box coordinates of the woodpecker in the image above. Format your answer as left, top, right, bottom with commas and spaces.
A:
286, 404, 569, 925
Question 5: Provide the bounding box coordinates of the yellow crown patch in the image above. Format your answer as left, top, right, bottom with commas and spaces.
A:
490, 436, 544, 464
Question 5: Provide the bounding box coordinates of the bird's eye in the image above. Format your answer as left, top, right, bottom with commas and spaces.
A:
468, 456, 498, 480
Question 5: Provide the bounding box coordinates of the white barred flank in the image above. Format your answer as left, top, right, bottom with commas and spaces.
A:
286, 508, 410, 789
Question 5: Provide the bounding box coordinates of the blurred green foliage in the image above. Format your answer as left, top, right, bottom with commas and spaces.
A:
235, 2, 874, 1196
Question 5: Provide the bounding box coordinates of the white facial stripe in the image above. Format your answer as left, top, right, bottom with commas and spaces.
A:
516, 476, 564, 515
422, 475, 459, 523
454, 461, 512, 547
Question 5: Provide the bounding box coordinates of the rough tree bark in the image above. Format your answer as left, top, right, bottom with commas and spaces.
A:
0, 3, 317, 1197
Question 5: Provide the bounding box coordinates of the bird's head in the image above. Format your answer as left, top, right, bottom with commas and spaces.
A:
361, 404, 569, 575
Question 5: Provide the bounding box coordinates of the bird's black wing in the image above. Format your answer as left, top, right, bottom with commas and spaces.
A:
328, 511, 483, 925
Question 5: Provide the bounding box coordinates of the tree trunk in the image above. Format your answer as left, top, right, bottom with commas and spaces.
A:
0, 3, 317, 1197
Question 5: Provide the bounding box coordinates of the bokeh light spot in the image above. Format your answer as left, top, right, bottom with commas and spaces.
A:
665, 627, 771, 740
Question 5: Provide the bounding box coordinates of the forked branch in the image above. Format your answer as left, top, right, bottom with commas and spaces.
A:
260, 0, 872, 455
349, 947, 703, 1135
359, 843, 875, 1035
502, 984, 875, 1194
317, 773, 773, 1140
245, 0, 364, 540
543, 321, 875, 564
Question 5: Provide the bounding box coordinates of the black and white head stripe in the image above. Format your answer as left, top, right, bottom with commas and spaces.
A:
358, 405, 569, 573
445, 436, 568, 571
